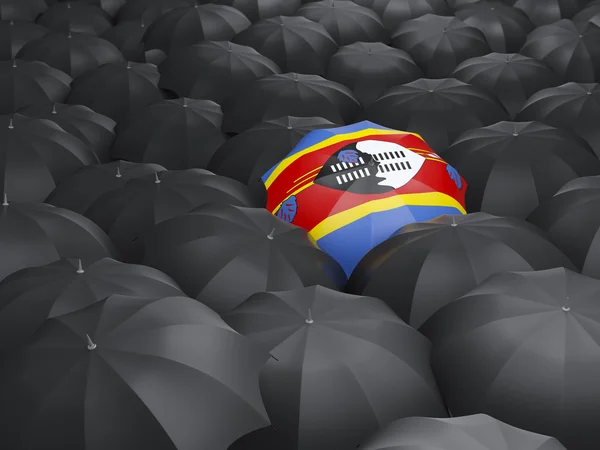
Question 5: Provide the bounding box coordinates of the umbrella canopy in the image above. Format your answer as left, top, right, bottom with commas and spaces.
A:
224, 72, 360, 134
325, 42, 423, 106
573, 0, 600, 25
452, 53, 560, 118
223, 285, 448, 450
211, 0, 301, 23
101, 19, 147, 62
0, 0, 46, 22
232, 16, 338, 76
0, 199, 118, 282
520, 19, 600, 83
85, 169, 257, 262
370, 0, 451, 33
366, 78, 509, 152
514, 0, 586, 26
453, 1, 533, 53
516, 82, 600, 158
0, 294, 270, 450
528, 185, 600, 278
36, 3, 112, 36
0, 113, 99, 202
0, 59, 71, 113
116, 0, 195, 24
391, 14, 491, 78
46, 160, 166, 214
420, 267, 600, 450
555, 174, 600, 195
442, 121, 600, 219
142, 5, 251, 61
0, 257, 183, 353
359, 414, 567, 450
0, 20, 48, 60
111, 98, 226, 170
16, 31, 125, 78
346, 212, 576, 329
67, 62, 163, 124
21, 103, 116, 162
143, 203, 347, 314
261, 121, 467, 276
75, 0, 126, 18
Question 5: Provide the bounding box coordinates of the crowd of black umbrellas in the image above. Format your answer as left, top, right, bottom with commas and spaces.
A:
2, 0, 600, 449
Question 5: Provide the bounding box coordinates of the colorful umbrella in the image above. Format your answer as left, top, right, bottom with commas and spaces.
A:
261, 121, 467, 275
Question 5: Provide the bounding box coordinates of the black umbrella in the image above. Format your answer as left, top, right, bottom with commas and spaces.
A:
365, 78, 509, 152
143, 203, 347, 314
0, 113, 99, 202
76, 0, 126, 18
514, 0, 586, 26
346, 212, 576, 329
359, 414, 567, 450
370, 0, 451, 33
573, 0, 600, 26
67, 62, 162, 124
528, 186, 600, 278
158, 41, 280, 107
0, 20, 48, 60
142, 4, 251, 62
0, 59, 71, 113
443, 121, 600, 218
452, 53, 560, 118
112, 98, 226, 170
21, 103, 116, 162
46, 160, 166, 214
295, 0, 389, 46
0, 0, 46, 22
420, 267, 600, 450
326, 42, 423, 106
86, 169, 257, 262
224, 72, 360, 134
516, 82, 600, 158
36, 3, 112, 36
391, 14, 491, 78
0, 257, 183, 353
555, 174, 600, 195
16, 31, 125, 78
232, 16, 338, 76
0, 199, 118, 282
223, 286, 448, 450
116, 0, 195, 24
0, 293, 270, 450
520, 19, 600, 83
101, 19, 147, 62
212, 0, 301, 23
453, 1, 534, 53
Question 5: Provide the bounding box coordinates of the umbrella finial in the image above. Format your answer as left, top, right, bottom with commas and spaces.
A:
228, 42, 232, 52
154, 172, 161, 183
51, 103, 57, 114
67, 2, 71, 7
8, 117, 13, 129
86, 334, 97, 350
126, 61, 131, 69
183, 97, 188, 107
2, 193, 8, 206
451, 216, 457, 227
12, 59, 16, 68
9, 19, 13, 25
76, 259, 84, 274
68, 31, 72, 39
140, 18, 145, 27
115, 163, 122, 178
267, 228, 275, 239
368, 47, 372, 55
305, 309, 314, 324
293, 73, 298, 82
562, 296, 571, 312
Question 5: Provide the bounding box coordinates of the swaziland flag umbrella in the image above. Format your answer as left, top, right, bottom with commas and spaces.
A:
261, 121, 467, 276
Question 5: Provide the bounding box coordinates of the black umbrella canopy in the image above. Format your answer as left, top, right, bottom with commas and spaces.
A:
67, 62, 163, 124
36, 3, 112, 36
223, 286, 448, 450
452, 53, 560, 118
520, 19, 600, 83
370, 0, 451, 33
224, 72, 360, 134
232, 16, 338, 76
573, 0, 600, 25
443, 121, 600, 219
365, 78, 509, 152
359, 414, 567, 450
391, 14, 491, 78
295, 0, 389, 46
143, 203, 347, 314
555, 174, 600, 195
326, 42, 423, 107
0, 20, 48, 60
0, 59, 71, 113
420, 267, 600, 450
0, 0, 46, 22
514, 0, 587, 26
516, 83, 600, 158
453, 1, 534, 53
116, 0, 195, 24
0, 257, 183, 353
209, 116, 335, 186
0, 199, 118, 282
142, 4, 251, 61
86, 169, 257, 262
75, 0, 127, 18
158, 41, 280, 107
0, 294, 270, 450
346, 212, 576, 329
21, 103, 117, 162
101, 19, 147, 62
46, 160, 166, 214
212, 0, 301, 23
0, 113, 99, 202
112, 98, 226, 170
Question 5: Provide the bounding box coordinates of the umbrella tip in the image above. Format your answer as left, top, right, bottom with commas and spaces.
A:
2, 192, 8, 206
267, 228, 275, 239
588, 90, 592, 95
12, 59, 16, 68
51, 103, 57, 114
293, 73, 298, 82
228, 42, 232, 52
86, 334, 97, 350
154, 172, 161, 183
305, 308, 314, 324
68, 31, 72, 39
9, 19, 13, 25
67, 2, 71, 7
126, 61, 131, 69
116, 165, 122, 177
8, 117, 13, 129
76, 259, 84, 274
450, 216, 457, 227
562, 306, 571, 312
183, 97, 188, 107
140, 18, 145, 27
